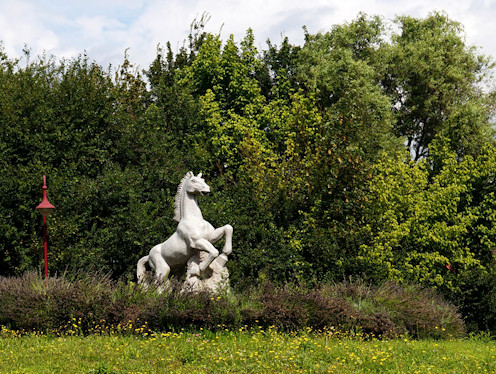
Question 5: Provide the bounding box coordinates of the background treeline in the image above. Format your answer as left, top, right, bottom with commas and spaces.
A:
1, 12, 496, 331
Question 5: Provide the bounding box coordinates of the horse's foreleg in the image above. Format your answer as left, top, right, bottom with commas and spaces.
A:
208, 224, 233, 256
195, 238, 220, 273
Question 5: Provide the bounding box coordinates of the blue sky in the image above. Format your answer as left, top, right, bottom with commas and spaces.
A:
1, 0, 495, 70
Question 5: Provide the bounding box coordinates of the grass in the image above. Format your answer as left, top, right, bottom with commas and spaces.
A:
0, 274, 484, 372
1, 327, 495, 373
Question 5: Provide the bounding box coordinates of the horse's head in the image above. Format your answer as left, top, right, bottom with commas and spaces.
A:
185, 172, 210, 196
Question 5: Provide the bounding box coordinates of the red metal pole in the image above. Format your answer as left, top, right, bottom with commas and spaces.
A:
36, 175, 54, 278
43, 215, 48, 278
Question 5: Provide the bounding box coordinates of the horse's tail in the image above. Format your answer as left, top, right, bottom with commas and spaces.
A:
137, 255, 149, 284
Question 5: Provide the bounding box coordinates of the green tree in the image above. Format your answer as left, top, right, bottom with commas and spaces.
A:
261, 37, 301, 100
0, 51, 118, 274
0, 49, 186, 277
384, 12, 495, 160
359, 140, 496, 293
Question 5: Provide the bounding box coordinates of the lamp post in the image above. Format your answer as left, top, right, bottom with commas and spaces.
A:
35, 175, 55, 278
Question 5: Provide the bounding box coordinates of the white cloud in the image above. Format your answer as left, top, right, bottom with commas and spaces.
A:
75, 16, 125, 40
0, 0, 57, 57
0, 0, 494, 69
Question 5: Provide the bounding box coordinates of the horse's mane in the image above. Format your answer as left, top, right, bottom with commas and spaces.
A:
174, 171, 194, 222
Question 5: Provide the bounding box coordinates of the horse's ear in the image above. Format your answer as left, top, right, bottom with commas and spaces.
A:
197, 172, 202, 178
186, 171, 193, 178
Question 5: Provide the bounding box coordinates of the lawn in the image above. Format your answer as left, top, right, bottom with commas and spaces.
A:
1, 327, 495, 373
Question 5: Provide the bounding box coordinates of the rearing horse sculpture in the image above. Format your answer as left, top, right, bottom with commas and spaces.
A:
137, 171, 233, 285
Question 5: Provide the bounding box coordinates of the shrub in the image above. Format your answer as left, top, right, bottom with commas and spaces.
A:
141, 281, 241, 331
0, 271, 129, 333
373, 282, 465, 339
449, 266, 496, 334
0, 272, 464, 339
254, 281, 352, 331
324, 279, 464, 338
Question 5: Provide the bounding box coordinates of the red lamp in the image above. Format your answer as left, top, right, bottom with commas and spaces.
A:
35, 175, 55, 278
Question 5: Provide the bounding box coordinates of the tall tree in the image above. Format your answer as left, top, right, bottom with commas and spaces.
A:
360, 139, 496, 295
384, 12, 495, 160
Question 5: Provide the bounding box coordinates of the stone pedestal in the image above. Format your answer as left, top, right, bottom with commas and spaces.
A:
182, 252, 230, 293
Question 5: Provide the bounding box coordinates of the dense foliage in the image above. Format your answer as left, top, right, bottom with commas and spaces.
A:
1, 12, 495, 331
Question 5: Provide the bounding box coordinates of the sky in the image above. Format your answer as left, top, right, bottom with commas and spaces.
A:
0, 0, 495, 71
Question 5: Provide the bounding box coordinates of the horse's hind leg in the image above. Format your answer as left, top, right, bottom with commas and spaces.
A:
149, 252, 171, 289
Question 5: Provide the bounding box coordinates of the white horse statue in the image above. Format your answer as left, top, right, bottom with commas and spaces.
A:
137, 171, 233, 287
